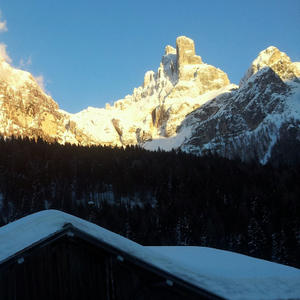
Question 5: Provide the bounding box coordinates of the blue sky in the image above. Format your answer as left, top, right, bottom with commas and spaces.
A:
0, 0, 299, 113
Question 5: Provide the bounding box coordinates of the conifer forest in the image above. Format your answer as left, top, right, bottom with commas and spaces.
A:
0, 137, 299, 268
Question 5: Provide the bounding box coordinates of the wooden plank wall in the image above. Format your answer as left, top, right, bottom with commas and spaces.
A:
0, 236, 203, 300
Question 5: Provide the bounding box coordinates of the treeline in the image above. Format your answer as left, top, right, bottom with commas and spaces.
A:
0, 136, 299, 268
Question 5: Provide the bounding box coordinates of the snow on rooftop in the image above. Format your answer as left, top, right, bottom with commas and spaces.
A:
0, 210, 299, 300
149, 246, 300, 300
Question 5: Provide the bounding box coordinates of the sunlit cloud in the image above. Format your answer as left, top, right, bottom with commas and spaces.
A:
0, 43, 12, 63
0, 11, 7, 32
35, 75, 46, 91
35, 75, 51, 95
19, 56, 32, 69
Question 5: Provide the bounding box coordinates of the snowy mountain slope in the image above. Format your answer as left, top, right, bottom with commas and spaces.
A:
143, 84, 237, 151
146, 46, 300, 163
0, 36, 231, 148
1, 210, 300, 300
69, 36, 231, 146
1, 37, 299, 163
0, 55, 92, 144
240, 46, 300, 86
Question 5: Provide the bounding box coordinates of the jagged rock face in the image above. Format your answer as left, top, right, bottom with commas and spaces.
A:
0, 36, 232, 147
0, 59, 91, 144
167, 36, 230, 98
2, 37, 299, 164
165, 45, 176, 55
179, 68, 289, 160
176, 36, 202, 80
160, 48, 300, 163
240, 46, 300, 86
71, 36, 231, 145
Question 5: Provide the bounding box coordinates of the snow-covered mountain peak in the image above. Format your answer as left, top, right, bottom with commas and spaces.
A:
0, 59, 36, 90
240, 46, 300, 87
0, 57, 95, 145
1, 36, 299, 163
174, 55, 299, 163
70, 36, 231, 145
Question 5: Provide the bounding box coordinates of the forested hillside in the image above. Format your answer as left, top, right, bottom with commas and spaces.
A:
0, 137, 299, 268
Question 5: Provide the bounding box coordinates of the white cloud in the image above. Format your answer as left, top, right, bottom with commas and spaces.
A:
35, 75, 46, 91
0, 11, 7, 32
19, 56, 32, 69
0, 43, 12, 63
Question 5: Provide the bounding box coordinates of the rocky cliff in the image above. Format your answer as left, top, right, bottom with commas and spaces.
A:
1, 37, 299, 163
70, 36, 231, 146
145, 46, 300, 163
0, 55, 93, 144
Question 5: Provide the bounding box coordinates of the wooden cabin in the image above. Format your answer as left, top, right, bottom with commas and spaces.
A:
0, 210, 222, 300
1, 210, 299, 300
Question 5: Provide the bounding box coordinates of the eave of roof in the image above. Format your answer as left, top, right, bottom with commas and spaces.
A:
0, 210, 222, 299
1, 210, 300, 300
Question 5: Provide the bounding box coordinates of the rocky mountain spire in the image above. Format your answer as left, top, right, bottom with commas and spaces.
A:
166, 36, 230, 97
164, 46, 300, 163
1, 37, 299, 164
176, 36, 202, 80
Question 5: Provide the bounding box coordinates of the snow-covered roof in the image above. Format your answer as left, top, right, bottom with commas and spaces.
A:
0, 210, 299, 300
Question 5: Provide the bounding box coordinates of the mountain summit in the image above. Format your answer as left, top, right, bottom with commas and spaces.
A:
0, 55, 92, 144
240, 46, 300, 86
158, 45, 300, 163
70, 36, 232, 146
0, 37, 299, 163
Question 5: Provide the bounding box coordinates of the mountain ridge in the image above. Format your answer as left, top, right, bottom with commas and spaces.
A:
0, 36, 299, 163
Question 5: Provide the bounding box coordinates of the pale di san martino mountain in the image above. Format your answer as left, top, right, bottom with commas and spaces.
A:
0, 36, 300, 163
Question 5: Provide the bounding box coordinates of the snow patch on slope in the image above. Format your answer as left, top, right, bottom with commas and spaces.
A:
144, 126, 192, 151
144, 84, 237, 151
